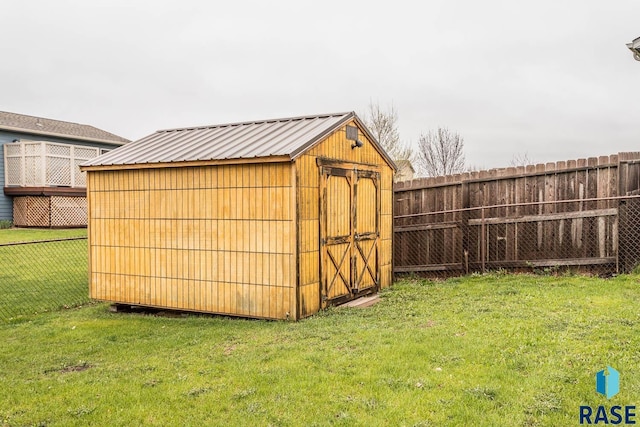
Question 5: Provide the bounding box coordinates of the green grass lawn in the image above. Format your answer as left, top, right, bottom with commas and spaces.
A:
0, 273, 638, 426
0, 227, 87, 244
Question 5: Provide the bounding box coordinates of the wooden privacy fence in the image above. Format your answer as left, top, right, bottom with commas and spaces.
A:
393, 152, 640, 275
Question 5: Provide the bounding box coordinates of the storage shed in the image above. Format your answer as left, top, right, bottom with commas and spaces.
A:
81, 112, 395, 320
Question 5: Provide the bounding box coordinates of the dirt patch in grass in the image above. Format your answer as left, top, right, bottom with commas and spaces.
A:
60, 364, 92, 373
45, 362, 93, 374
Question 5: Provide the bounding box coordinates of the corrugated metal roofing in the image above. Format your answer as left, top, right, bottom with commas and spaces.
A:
83, 112, 363, 167
0, 111, 130, 145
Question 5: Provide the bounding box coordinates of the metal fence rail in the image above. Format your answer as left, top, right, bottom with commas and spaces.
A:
394, 195, 640, 277
0, 237, 88, 320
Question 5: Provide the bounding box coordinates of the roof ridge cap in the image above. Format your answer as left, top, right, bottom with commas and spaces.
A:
156, 111, 353, 133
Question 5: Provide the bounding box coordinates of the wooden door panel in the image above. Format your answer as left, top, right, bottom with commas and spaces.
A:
321, 165, 380, 305
326, 243, 351, 299
354, 173, 379, 293
354, 239, 377, 290
356, 177, 377, 233
322, 172, 352, 303
326, 175, 351, 239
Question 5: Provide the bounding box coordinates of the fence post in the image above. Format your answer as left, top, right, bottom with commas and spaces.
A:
461, 180, 470, 274
20, 142, 26, 186
40, 141, 46, 186
481, 206, 486, 273
70, 146, 76, 188
3, 143, 9, 187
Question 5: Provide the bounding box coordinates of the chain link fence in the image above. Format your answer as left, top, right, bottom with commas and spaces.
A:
394, 196, 640, 278
0, 237, 89, 321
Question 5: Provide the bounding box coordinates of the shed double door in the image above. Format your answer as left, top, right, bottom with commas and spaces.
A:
320, 163, 380, 306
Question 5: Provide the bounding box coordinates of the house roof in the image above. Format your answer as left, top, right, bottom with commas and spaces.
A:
0, 111, 130, 145
82, 111, 396, 169
395, 159, 415, 173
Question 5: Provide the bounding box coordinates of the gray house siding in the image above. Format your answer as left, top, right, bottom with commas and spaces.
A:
0, 130, 117, 221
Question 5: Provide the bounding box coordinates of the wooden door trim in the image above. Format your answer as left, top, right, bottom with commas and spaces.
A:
316, 157, 380, 171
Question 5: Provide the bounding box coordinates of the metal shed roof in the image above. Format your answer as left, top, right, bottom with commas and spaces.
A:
83, 112, 394, 169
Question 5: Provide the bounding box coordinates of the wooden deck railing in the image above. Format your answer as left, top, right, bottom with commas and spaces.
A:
4, 141, 100, 188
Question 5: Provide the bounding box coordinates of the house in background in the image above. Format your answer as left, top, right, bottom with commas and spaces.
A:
394, 159, 415, 182
1, 111, 129, 227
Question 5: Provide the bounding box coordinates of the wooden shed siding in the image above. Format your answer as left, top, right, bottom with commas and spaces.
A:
296, 153, 321, 317
380, 166, 394, 288
88, 163, 296, 319
296, 120, 394, 317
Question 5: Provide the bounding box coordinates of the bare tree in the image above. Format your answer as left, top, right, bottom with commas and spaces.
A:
510, 152, 534, 167
416, 127, 466, 177
363, 101, 413, 162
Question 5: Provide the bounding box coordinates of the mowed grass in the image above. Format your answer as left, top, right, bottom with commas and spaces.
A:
1, 274, 639, 426
0, 227, 87, 244
0, 229, 88, 318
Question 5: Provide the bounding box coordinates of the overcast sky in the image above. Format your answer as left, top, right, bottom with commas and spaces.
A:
2, 0, 639, 171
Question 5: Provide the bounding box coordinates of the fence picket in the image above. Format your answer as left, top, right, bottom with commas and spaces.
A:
394, 152, 640, 276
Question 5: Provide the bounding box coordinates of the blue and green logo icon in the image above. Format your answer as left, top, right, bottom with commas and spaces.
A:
596, 366, 620, 399
580, 366, 636, 424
